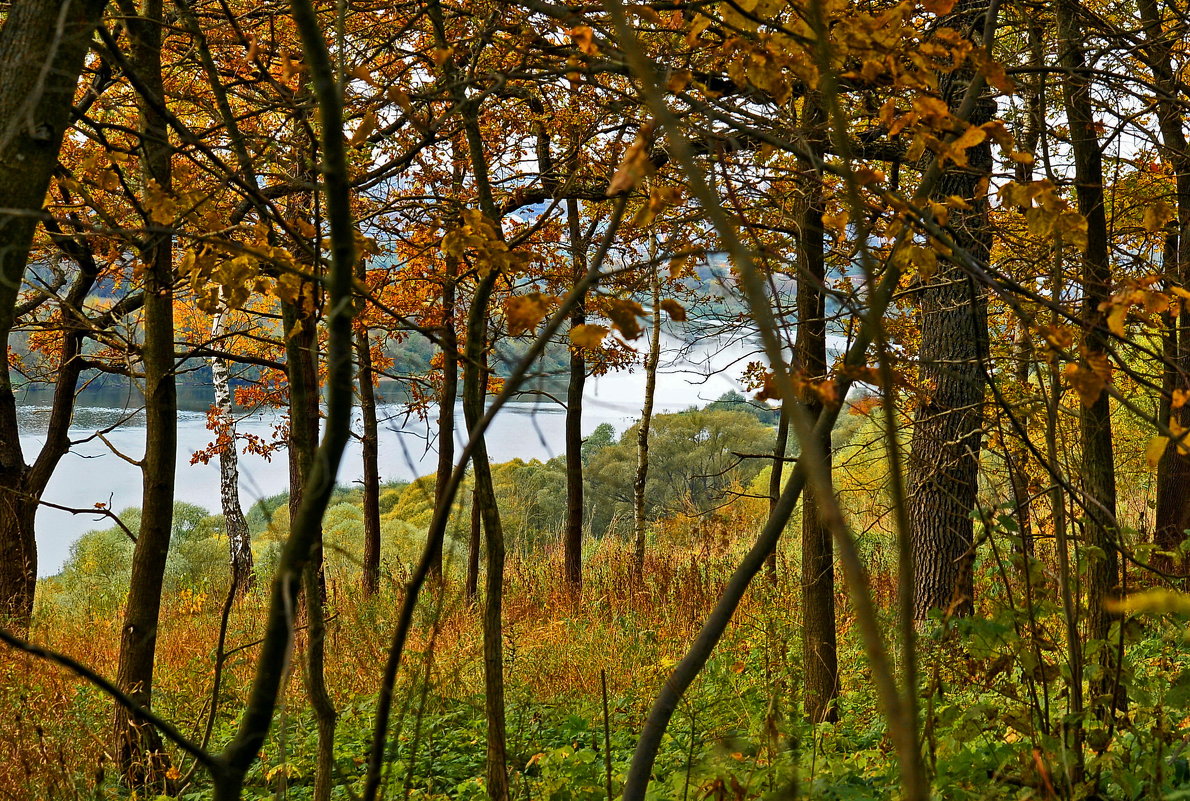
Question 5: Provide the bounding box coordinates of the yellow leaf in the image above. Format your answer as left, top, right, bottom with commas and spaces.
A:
504, 293, 555, 336
1106, 303, 1127, 338
1106, 588, 1190, 615
1147, 435, 1170, 468
349, 110, 377, 147
570, 324, 608, 349
944, 125, 987, 167
1143, 200, 1176, 233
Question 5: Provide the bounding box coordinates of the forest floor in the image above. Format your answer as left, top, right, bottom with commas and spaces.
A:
3, 537, 1190, 801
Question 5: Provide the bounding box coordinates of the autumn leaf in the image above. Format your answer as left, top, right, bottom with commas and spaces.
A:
504, 293, 555, 336
921, 0, 957, 14
607, 127, 654, 196
1147, 435, 1170, 468
144, 179, 177, 225
1106, 303, 1128, 338
568, 26, 599, 56
349, 111, 378, 147
1143, 200, 1176, 233
943, 125, 987, 167
659, 298, 687, 321
606, 298, 646, 339
570, 323, 608, 348
1064, 362, 1105, 407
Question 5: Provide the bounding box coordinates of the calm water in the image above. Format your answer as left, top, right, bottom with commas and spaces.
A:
18, 332, 765, 576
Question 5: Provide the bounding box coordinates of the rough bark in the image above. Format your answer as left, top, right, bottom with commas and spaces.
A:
1057, 0, 1123, 714
907, 0, 992, 619
797, 97, 838, 724
210, 309, 254, 595
1139, 0, 1190, 569
632, 262, 662, 578
113, 0, 178, 786
0, 0, 107, 628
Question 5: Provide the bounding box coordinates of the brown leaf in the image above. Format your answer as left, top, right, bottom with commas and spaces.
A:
606, 298, 646, 339
659, 298, 687, 322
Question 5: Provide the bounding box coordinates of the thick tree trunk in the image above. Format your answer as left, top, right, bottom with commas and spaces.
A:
564, 197, 587, 590
210, 309, 254, 595
0, 0, 107, 628
113, 0, 178, 786
908, 0, 992, 619
632, 264, 662, 577
797, 97, 838, 724
1139, 0, 1190, 569
1058, 0, 1124, 714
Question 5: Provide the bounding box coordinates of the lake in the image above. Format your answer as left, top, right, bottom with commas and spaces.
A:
17, 331, 768, 576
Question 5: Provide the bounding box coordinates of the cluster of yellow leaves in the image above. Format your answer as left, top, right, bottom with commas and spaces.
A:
503, 292, 557, 336
441, 209, 531, 274
998, 179, 1088, 251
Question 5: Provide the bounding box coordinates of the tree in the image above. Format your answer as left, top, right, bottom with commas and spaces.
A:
112, 0, 181, 785
906, 0, 994, 620
1057, 0, 1124, 714
0, 0, 108, 628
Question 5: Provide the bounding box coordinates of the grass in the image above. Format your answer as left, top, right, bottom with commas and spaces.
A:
5, 521, 1190, 801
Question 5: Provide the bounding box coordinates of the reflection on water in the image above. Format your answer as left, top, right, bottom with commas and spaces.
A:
17, 331, 769, 576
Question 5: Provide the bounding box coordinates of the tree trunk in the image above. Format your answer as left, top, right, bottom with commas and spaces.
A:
564, 197, 587, 590
765, 399, 791, 580
798, 96, 838, 724
632, 262, 662, 577
1057, 0, 1124, 714
1139, 0, 1190, 570
462, 282, 510, 801
0, 0, 107, 628
284, 286, 336, 801
113, 0, 178, 787
466, 483, 481, 604
432, 258, 458, 580
357, 324, 382, 597
210, 309, 254, 595
907, 0, 992, 620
